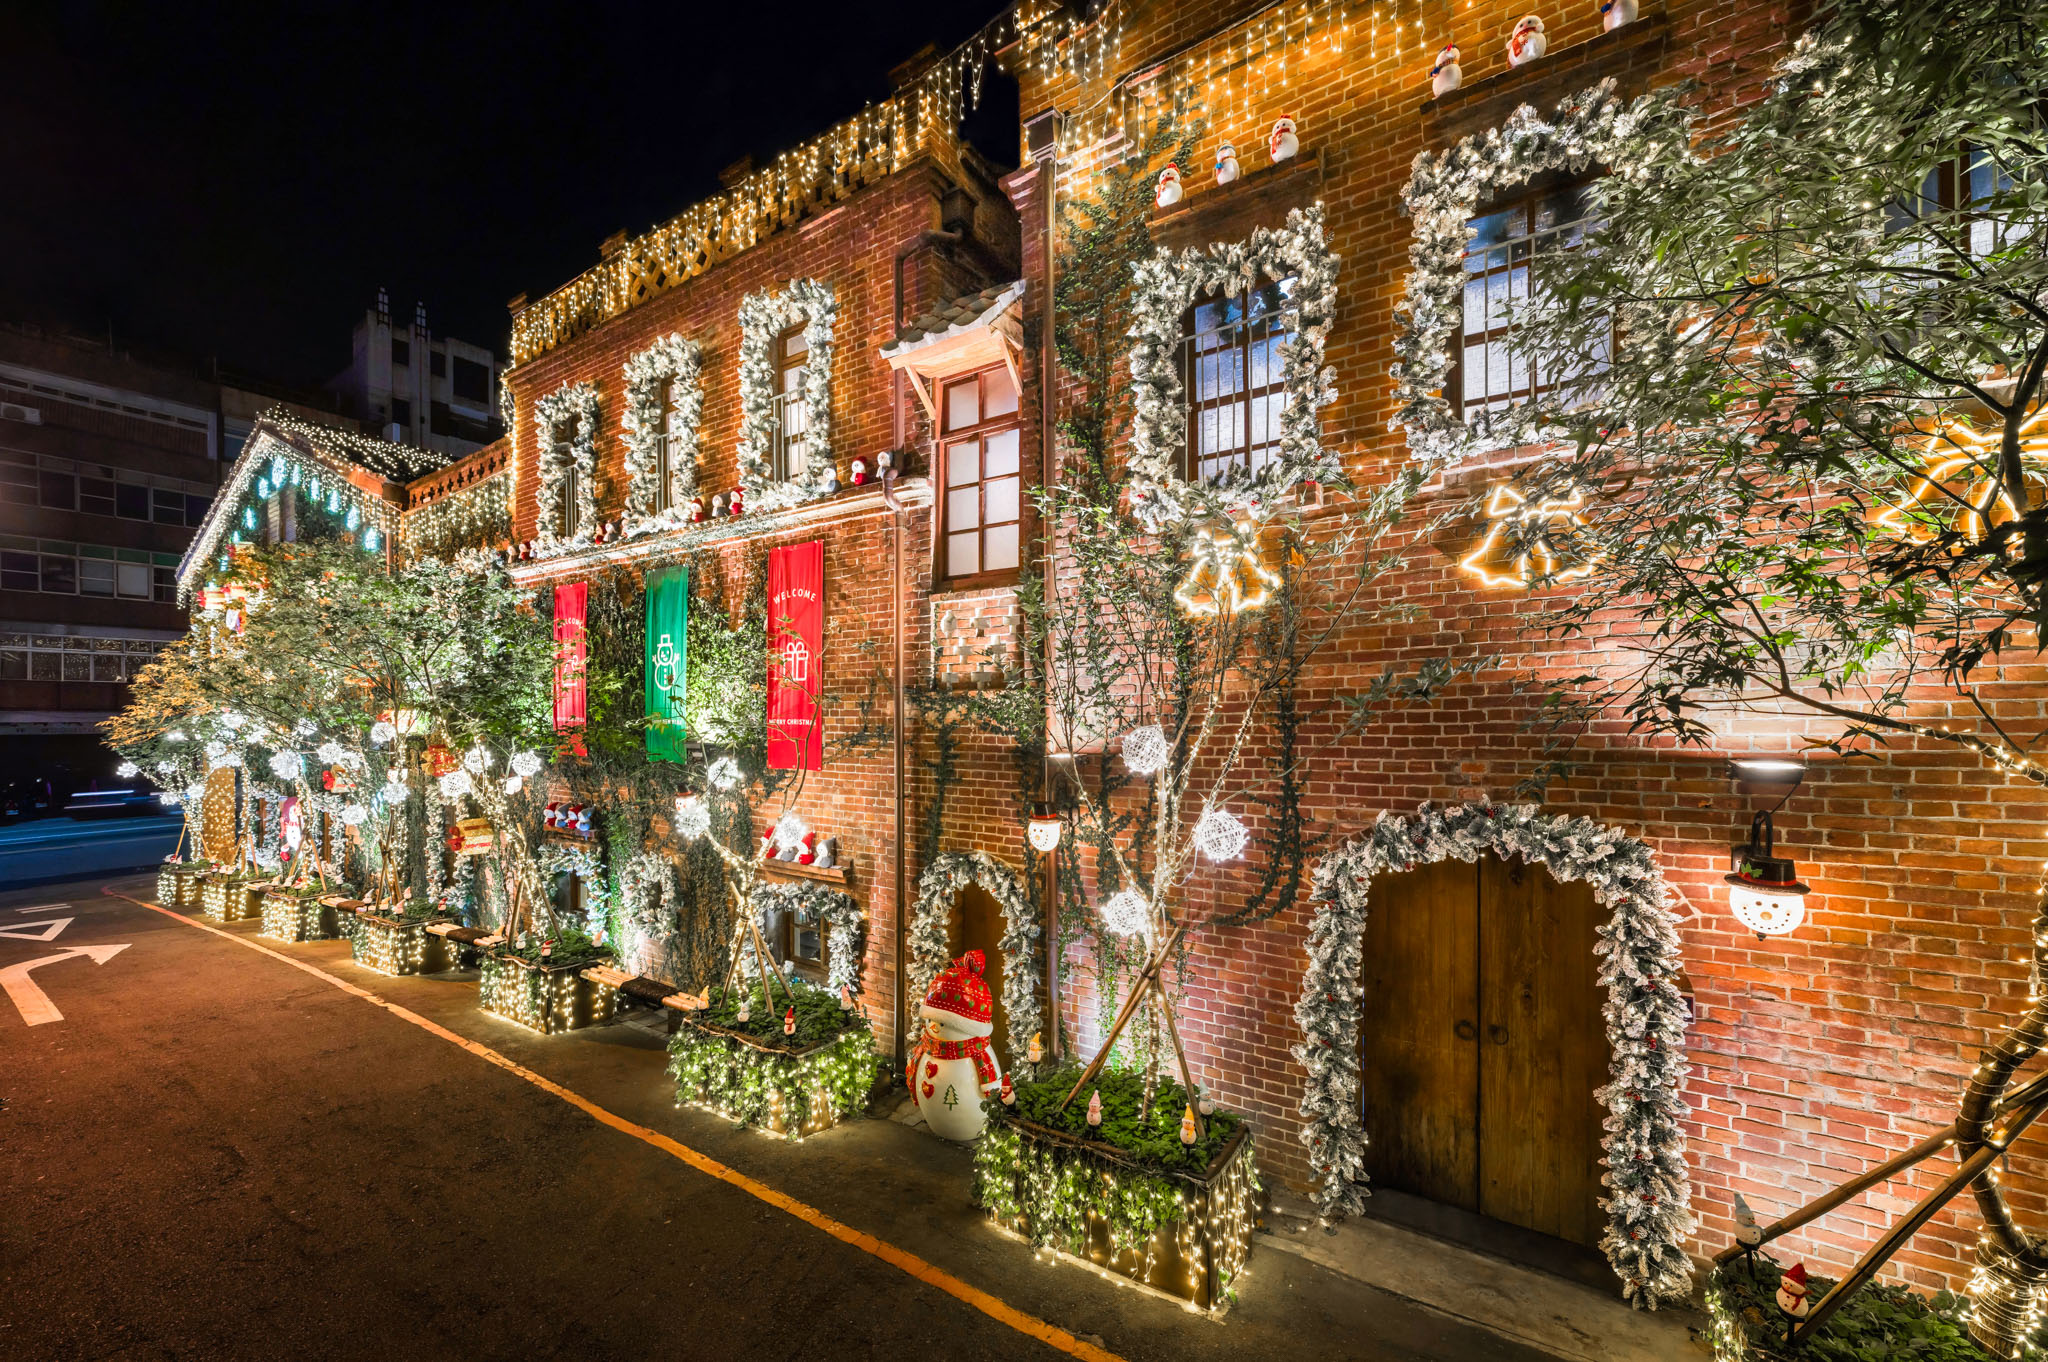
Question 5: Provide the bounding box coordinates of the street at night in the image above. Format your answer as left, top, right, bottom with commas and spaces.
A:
0, 874, 1596, 1362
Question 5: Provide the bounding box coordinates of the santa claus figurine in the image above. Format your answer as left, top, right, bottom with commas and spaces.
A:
1155, 164, 1183, 209
850, 457, 868, 486
1430, 41, 1463, 97
1507, 15, 1547, 67
905, 950, 1004, 1141
687, 496, 705, 523
728, 487, 746, 516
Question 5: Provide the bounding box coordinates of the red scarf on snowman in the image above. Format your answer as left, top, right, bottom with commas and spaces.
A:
906, 950, 1001, 1097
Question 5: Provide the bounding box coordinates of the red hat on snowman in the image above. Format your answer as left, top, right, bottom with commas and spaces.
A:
919, 950, 994, 1039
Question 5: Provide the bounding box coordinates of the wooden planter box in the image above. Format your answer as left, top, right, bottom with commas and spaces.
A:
157, 864, 206, 906
974, 1113, 1260, 1314
199, 874, 265, 922
667, 1010, 879, 1139
259, 889, 337, 943
477, 953, 619, 1035
349, 911, 456, 976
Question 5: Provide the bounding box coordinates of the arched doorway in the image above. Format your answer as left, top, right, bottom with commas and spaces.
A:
956, 882, 1011, 1061
1360, 852, 1609, 1248
909, 851, 1045, 1076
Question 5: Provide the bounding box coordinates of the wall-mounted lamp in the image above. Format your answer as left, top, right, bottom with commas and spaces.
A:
1027, 803, 1063, 853
1725, 759, 1811, 939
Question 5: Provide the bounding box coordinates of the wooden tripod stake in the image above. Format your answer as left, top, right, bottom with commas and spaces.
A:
1056, 921, 1206, 1140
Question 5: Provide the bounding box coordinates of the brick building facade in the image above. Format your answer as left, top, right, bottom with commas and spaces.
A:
196, 0, 2035, 1309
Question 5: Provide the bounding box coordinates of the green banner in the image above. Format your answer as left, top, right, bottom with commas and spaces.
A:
644, 566, 689, 762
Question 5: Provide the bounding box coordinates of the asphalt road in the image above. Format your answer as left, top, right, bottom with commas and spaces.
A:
0, 876, 1556, 1362
0, 814, 181, 890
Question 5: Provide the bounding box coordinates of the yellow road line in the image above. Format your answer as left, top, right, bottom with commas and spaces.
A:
114, 891, 1128, 1362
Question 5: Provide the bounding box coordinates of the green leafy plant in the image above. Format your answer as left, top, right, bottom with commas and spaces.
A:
1707, 1258, 1992, 1362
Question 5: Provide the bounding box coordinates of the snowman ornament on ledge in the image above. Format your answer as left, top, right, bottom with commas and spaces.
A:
1430, 41, 1463, 97
1155, 164, 1184, 209
905, 950, 1005, 1141
1508, 15, 1547, 67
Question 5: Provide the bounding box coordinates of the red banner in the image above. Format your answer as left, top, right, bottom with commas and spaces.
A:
553, 581, 588, 731
767, 541, 823, 771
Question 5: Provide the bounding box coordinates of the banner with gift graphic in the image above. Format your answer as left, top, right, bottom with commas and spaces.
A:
766, 541, 823, 771
643, 566, 689, 762
553, 580, 588, 731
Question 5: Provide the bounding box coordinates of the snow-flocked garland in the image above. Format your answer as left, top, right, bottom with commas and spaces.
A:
536, 841, 609, 935
532, 380, 602, 557
909, 851, 1046, 1079
1126, 204, 1342, 527
621, 334, 703, 534
618, 850, 682, 977
752, 879, 864, 994
1295, 802, 1692, 1309
1392, 80, 1683, 471
736, 279, 838, 513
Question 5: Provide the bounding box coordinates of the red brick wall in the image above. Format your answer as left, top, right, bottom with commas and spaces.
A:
1002, 0, 2039, 1298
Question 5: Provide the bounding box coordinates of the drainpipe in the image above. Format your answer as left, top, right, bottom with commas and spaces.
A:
1034, 148, 1063, 1063
887, 227, 956, 1070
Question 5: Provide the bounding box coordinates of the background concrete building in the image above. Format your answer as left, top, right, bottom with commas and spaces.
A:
326, 289, 502, 457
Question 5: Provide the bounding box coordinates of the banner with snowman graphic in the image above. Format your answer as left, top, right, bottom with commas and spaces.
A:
766, 540, 823, 771
643, 565, 689, 762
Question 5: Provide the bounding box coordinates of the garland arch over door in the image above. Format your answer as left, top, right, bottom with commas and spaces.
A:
910, 850, 1045, 1080
1294, 801, 1692, 1309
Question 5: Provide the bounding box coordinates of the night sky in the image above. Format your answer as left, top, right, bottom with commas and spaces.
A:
3, 1, 1017, 388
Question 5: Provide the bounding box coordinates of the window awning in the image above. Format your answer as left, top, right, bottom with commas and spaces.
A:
878, 279, 1025, 426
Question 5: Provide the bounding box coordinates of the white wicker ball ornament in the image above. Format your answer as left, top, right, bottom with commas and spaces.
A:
673, 795, 711, 841
1194, 806, 1249, 862
1099, 889, 1152, 938
1122, 724, 1169, 776
510, 750, 543, 778
437, 769, 474, 799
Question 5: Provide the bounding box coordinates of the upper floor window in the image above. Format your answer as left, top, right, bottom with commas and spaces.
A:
391, 337, 410, 369
653, 381, 680, 513
554, 431, 581, 538
1182, 278, 1297, 484
939, 364, 1022, 585
773, 324, 810, 482
1888, 145, 2026, 257
1455, 178, 1609, 419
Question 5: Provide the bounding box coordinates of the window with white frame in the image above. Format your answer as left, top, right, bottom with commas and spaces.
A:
772, 324, 810, 482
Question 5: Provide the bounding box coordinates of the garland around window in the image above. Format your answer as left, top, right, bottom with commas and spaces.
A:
753, 878, 864, 993
1126, 204, 1342, 527
532, 381, 602, 557
909, 851, 1046, 1079
621, 334, 703, 535
1391, 80, 1680, 470
618, 850, 682, 978
1295, 802, 1692, 1310
736, 279, 837, 513
536, 840, 610, 937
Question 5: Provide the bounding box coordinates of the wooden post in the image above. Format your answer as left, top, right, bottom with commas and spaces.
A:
1153, 974, 1208, 1140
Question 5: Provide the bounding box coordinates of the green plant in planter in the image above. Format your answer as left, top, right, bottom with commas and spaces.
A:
666, 978, 878, 1137
1705, 1257, 1992, 1362
497, 924, 608, 969
1006, 1064, 1241, 1172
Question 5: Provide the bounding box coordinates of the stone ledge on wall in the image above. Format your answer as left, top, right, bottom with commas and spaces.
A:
1150, 149, 1324, 253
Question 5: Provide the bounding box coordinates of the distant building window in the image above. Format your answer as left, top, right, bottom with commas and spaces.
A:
938, 363, 1023, 585
0, 633, 166, 684
0, 541, 178, 600
391, 337, 410, 368
392, 398, 412, 428
39, 471, 75, 511
452, 357, 490, 405
430, 350, 447, 379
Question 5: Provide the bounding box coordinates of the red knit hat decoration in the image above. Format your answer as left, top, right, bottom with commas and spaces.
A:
919, 949, 994, 1038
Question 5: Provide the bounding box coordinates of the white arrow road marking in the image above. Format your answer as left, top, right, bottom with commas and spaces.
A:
0, 917, 73, 942
0, 943, 130, 1026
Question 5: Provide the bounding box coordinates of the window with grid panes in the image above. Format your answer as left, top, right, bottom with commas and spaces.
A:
1887, 144, 2029, 257
654, 380, 677, 512
939, 364, 1023, 585
772, 324, 810, 481
1456, 178, 1610, 418
1181, 277, 1297, 484
549, 419, 581, 537
785, 911, 826, 980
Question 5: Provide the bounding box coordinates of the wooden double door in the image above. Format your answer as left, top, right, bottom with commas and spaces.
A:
954, 883, 1012, 1061
1359, 853, 1610, 1249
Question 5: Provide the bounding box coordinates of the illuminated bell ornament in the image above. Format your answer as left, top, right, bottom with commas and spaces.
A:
1214, 142, 1240, 186
1154, 164, 1184, 208
1600, 0, 1638, 28
1086, 1089, 1103, 1127
1269, 115, 1298, 162
1430, 41, 1463, 97
1180, 1105, 1198, 1145
783, 1006, 796, 1036
1194, 805, 1249, 862
1776, 1263, 1812, 1319
1122, 724, 1169, 777
1507, 15, 1547, 66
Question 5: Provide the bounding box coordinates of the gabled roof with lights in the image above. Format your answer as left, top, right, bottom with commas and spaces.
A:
177, 410, 451, 601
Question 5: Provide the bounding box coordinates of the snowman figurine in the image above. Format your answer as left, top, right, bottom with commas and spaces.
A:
1600, 0, 1638, 29
1269, 115, 1299, 162
1430, 41, 1463, 97
1508, 15, 1547, 67
906, 950, 1004, 1141
1214, 142, 1240, 186
1155, 164, 1183, 209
